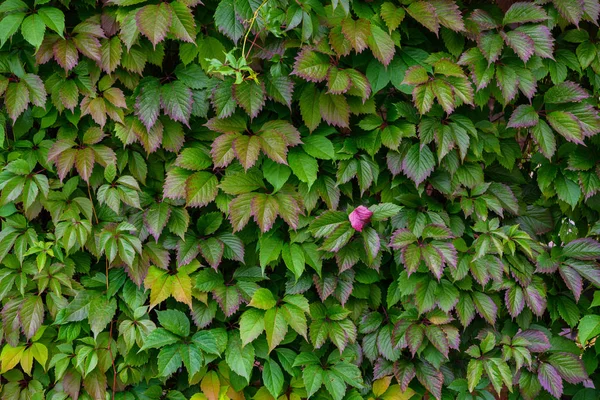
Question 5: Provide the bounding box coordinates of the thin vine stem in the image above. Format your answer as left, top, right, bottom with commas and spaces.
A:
241, 0, 270, 59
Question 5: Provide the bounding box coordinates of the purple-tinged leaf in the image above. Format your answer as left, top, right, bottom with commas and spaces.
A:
233, 135, 261, 170
547, 352, 588, 384
515, 25, 554, 59
562, 238, 600, 260
425, 325, 450, 358
229, 193, 254, 232
319, 92, 350, 128
554, 0, 584, 26
567, 259, 600, 287
233, 80, 266, 120
502, 30, 535, 63
292, 48, 331, 82
136, 3, 172, 47
169, 1, 196, 43
214, 0, 245, 44
5, 81, 30, 123
545, 81, 590, 104
505, 285, 525, 318
210, 133, 237, 168
341, 18, 370, 53
163, 167, 191, 201
538, 362, 563, 399
367, 24, 396, 67
508, 105, 539, 129
161, 81, 193, 126
144, 202, 171, 242
524, 282, 547, 317
265, 74, 294, 107
406, 1, 439, 35
478, 31, 504, 64
186, 171, 218, 208
502, 2, 548, 24
430, 0, 465, 32
402, 143, 435, 186
251, 194, 280, 233
514, 329, 551, 352
72, 33, 102, 62
135, 78, 162, 131
199, 238, 224, 270
393, 360, 416, 392
472, 292, 497, 325
415, 360, 443, 400
406, 324, 424, 356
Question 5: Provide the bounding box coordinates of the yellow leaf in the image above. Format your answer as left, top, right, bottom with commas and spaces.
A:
201, 371, 221, 400
190, 394, 208, 400
373, 376, 392, 397
0, 345, 25, 373
253, 387, 274, 400
20, 348, 33, 375
144, 266, 172, 307
172, 271, 193, 306
30, 342, 48, 370
381, 384, 415, 400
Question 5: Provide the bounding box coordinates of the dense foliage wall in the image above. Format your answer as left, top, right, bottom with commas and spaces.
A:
3, 0, 600, 399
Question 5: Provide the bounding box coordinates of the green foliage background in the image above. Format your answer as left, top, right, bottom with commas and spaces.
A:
2, 0, 600, 399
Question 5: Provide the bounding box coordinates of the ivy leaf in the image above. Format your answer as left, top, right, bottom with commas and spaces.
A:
341, 18, 370, 53
161, 81, 193, 126
38, 7, 65, 37
538, 362, 563, 399
214, 0, 245, 44
367, 25, 395, 67
5, 81, 30, 123
186, 172, 218, 208
263, 358, 284, 398
502, 2, 548, 25
169, 1, 196, 43
299, 85, 322, 132
544, 81, 590, 104
136, 3, 172, 47
402, 143, 435, 186
21, 14, 46, 49
240, 309, 265, 346
233, 80, 266, 119
19, 296, 44, 340
406, 1, 439, 35
507, 105, 539, 128
225, 333, 254, 381
319, 93, 350, 128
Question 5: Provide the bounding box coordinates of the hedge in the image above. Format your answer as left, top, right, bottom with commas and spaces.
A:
1, 0, 600, 399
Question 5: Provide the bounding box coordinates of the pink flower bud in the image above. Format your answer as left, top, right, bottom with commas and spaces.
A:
349, 206, 373, 232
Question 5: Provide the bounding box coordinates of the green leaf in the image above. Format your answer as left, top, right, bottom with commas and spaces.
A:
555, 175, 581, 209
239, 309, 265, 346
0, 12, 25, 47
299, 85, 322, 132
21, 14, 45, 48
214, 0, 244, 44
157, 309, 190, 337
263, 358, 284, 398
578, 315, 600, 343
225, 333, 254, 381
38, 7, 65, 37
288, 148, 318, 188
157, 344, 183, 376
